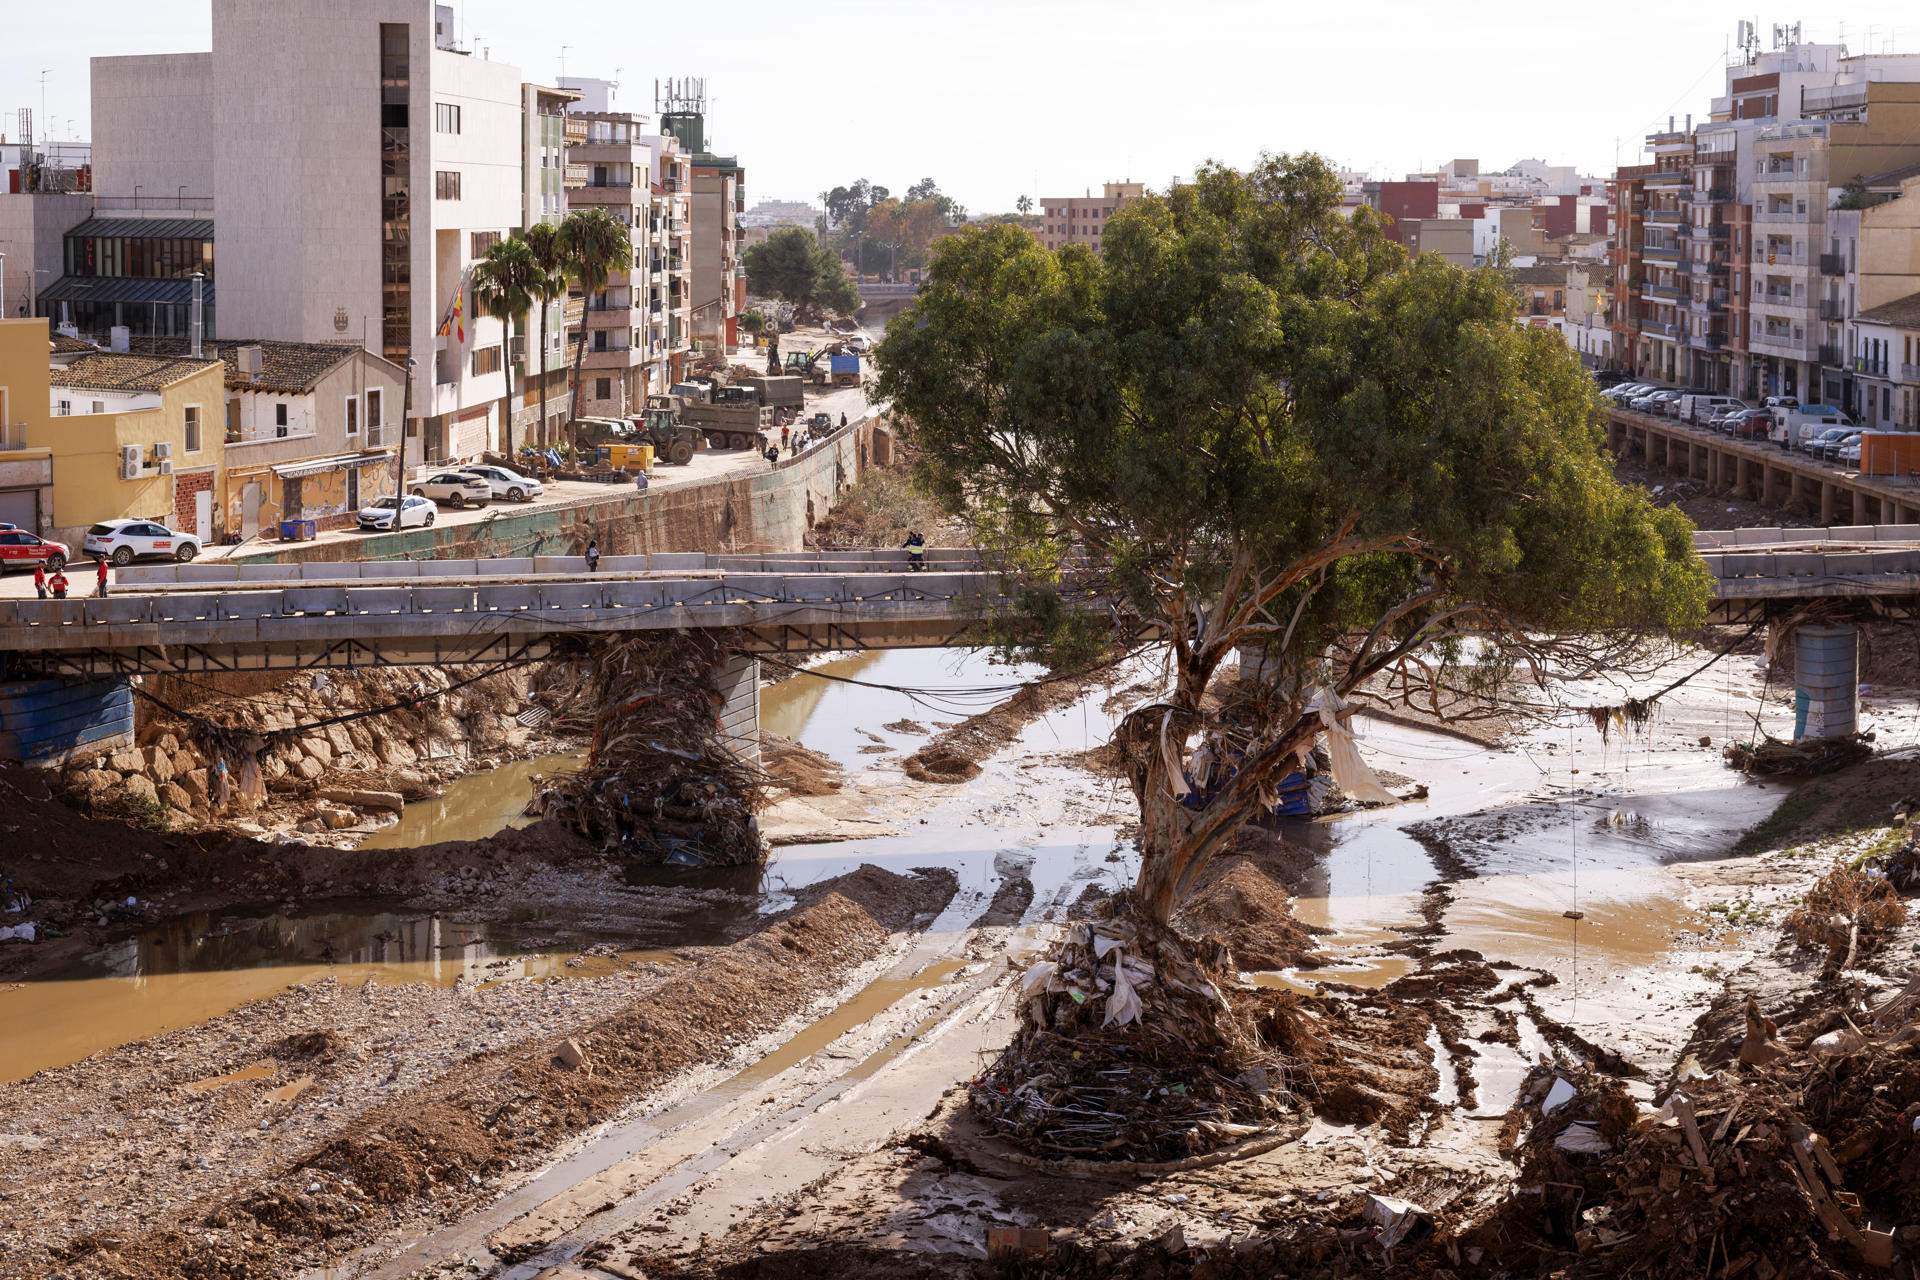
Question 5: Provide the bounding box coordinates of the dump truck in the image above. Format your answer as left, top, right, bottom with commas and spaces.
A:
829, 352, 862, 387
739, 374, 805, 418
672, 381, 774, 452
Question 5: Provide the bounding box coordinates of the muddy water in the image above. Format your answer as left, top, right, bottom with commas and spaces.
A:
0, 909, 671, 1084
356, 751, 583, 850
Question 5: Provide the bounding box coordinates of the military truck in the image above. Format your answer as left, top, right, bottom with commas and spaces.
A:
670, 381, 774, 452
739, 374, 805, 419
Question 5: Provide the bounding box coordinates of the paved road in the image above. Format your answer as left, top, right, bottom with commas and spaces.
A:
0, 378, 874, 601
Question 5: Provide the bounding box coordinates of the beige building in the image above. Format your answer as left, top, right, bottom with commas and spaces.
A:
1405, 218, 1473, 265
0, 318, 57, 535
691, 160, 746, 351
1038, 182, 1145, 252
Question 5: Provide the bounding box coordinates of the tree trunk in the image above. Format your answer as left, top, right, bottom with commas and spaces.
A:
567, 316, 589, 456
536, 296, 552, 449
499, 311, 516, 460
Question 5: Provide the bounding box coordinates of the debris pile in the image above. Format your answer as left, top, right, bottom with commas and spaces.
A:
1782, 859, 1907, 974
539, 631, 765, 868
1724, 732, 1875, 777
1492, 979, 1920, 1277
970, 900, 1307, 1162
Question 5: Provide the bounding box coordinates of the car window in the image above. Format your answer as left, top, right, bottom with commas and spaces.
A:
86, 524, 116, 536
0, 533, 24, 546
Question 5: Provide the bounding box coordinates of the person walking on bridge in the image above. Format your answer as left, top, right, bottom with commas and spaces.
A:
903, 530, 926, 572
47, 568, 69, 599
585, 539, 601, 573
95, 554, 110, 599
32, 562, 46, 600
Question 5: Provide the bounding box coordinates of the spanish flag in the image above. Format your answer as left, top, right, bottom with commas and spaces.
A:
437, 282, 466, 344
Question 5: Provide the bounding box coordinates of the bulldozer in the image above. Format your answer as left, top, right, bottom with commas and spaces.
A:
637, 395, 706, 466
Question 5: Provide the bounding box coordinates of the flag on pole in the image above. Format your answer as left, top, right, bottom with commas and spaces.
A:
436, 275, 467, 343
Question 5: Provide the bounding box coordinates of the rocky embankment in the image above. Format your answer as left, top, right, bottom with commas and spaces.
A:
56, 667, 573, 844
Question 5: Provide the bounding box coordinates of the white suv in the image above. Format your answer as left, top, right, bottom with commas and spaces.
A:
410, 471, 493, 507
83, 518, 201, 566
458, 464, 544, 503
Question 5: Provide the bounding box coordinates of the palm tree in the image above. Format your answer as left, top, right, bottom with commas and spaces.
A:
523, 221, 566, 448
558, 208, 633, 449
471, 233, 539, 458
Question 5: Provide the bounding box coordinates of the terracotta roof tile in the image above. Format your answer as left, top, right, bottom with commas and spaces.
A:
1857, 291, 1920, 329
48, 352, 223, 394
131, 337, 365, 394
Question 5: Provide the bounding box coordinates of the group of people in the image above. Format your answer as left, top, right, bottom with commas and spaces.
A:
32, 556, 111, 600
767, 412, 852, 467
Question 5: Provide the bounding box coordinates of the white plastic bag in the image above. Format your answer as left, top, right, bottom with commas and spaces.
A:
1309, 688, 1397, 804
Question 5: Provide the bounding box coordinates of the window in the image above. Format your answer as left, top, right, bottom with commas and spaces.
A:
471, 346, 502, 377
470, 231, 500, 258
346, 394, 360, 436
435, 103, 462, 134
184, 406, 201, 453
367, 387, 384, 434
595, 378, 611, 400
275, 403, 289, 433
435, 170, 462, 201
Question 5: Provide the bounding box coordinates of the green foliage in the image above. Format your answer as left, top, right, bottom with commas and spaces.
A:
740, 308, 767, 335
744, 227, 858, 319
1016, 195, 1034, 216
877, 153, 1710, 921
471, 232, 542, 455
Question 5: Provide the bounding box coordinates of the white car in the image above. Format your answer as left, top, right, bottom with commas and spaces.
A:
458, 464, 544, 502
410, 471, 493, 507
843, 333, 874, 353
357, 494, 436, 531
83, 518, 201, 566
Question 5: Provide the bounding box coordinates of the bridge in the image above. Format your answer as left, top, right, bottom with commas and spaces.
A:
0, 531, 1912, 767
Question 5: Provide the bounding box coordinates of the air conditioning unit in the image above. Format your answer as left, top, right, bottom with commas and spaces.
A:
157, 459, 175, 476
119, 444, 142, 480
154, 441, 173, 459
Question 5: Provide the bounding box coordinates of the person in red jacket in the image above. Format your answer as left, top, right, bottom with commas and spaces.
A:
95, 554, 110, 599
32, 562, 46, 599
47, 569, 69, 599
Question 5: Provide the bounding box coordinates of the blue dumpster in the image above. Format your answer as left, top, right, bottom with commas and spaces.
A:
279, 519, 317, 542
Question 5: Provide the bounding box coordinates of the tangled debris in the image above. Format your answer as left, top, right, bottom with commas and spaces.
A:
539, 631, 764, 867
970, 899, 1308, 1163
1783, 859, 1908, 974
1724, 732, 1875, 778
1491, 976, 1920, 1278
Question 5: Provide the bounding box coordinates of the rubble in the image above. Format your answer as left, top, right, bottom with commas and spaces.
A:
1782, 859, 1907, 974
1724, 732, 1875, 778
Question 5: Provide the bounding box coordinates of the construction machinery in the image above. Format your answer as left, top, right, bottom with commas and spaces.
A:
636, 395, 705, 465
669, 381, 774, 452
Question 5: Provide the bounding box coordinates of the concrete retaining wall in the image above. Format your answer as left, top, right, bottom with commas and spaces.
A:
0, 677, 135, 768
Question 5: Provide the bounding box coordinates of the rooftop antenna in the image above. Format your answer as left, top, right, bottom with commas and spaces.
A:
559, 45, 570, 82
611, 66, 623, 107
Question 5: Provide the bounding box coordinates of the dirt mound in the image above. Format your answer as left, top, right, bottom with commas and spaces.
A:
903, 666, 1115, 785
56, 865, 957, 1279
761, 734, 844, 797
1174, 860, 1320, 972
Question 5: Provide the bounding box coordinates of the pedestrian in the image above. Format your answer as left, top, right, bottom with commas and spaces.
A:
781, 423, 791, 452
31, 562, 46, 600
48, 568, 69, 599
633, 468, 649, 493
764, 445, 779, 466
839, 412, 848, 429
585, 539, 601, 573
95, 554, 110, 599
902, 530, 926, 572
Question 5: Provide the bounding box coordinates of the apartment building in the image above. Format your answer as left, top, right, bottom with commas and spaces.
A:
514, 83, 577, 448
563, 108, 670, 417
691, 157, 746, 351
86, 1, 534, 466
0, 191, 93, 324
0, 319, 57, 533
1361, 180, 1440, 247
1037, 182, 1145, 253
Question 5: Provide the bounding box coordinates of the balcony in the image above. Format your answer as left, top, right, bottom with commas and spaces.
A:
1643, 169, 1690, 187
1643, 320, 1679, 338
1640, 239, 1682, 263
1688, 330, 1725, 352
1855, 356, 1890, 377
1804, 84, 1868, 115
1645, 209, 1684, 224
1688, 187, 1735, 203
1819, 345, 1844, 366
564, 164, 588, 188
1817, 298, 1844, 321
1643, 283, 1682, 302
1752, 208, 1811, 226
1819, 252, 1847, 276
1756, 248, 1809, 268
1905, 363, 1920, 384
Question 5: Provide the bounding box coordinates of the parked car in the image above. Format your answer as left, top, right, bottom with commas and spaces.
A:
1818, 430, 1861, 462
0, 529, 68, 573
1839, 439, 1864, 469
1601, 382, 1650, 402
357, 494, 436, 531
410, 471, 493, 507
1775, 408, 1854, 450
82, 518, 201, 566
1800, 426, 1854, 457
1593, 371, 1630, 389
1729, 409, 1775, 439
458, 464, 544, 503
1632, 390, 1682, 414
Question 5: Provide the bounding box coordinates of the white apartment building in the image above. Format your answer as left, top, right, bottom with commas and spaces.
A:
89, 0, 535, 466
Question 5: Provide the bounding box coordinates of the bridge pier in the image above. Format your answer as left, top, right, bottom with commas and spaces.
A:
1820, 482, 1835, 524
1794, 624, 1859, 742
713, 653, 761, 765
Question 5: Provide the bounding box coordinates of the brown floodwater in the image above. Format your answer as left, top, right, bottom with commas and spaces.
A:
0, 908, 675, 1084
355, 751, 584, 850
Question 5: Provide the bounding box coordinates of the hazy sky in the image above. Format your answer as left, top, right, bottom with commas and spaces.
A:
4, 2, 1916, 212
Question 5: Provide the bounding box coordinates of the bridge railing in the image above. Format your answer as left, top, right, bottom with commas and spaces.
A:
1693, 524, 1920, 550
1706, 547, 1920, 591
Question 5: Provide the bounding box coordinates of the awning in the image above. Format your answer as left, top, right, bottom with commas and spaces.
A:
66, 216, 215, 241
37, 275, 217, 307
271, 451, 391, 481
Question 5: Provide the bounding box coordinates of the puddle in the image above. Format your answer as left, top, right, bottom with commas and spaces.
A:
1246, 955, 1413, 993
356, 752, 584, 850
0, 909, 676, 1084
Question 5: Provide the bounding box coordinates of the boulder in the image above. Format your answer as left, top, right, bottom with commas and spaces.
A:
143, 747, 175, 784
325, 724, 355, 757
303, 737, 334, 768
381, 738, 418, 766
294, 756, 326, 781
122, 774, 159, 808
553, 1038, 590, 1072
108, 748, 145, 775
157, 732, 181, 755
170, 750, 197, 778
318, 806, 356, 831
162, 782, 194, 811
316, 788, 406, 815
179, 769, 210, 805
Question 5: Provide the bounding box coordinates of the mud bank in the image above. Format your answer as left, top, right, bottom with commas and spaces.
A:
0, 865, 954, 1280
